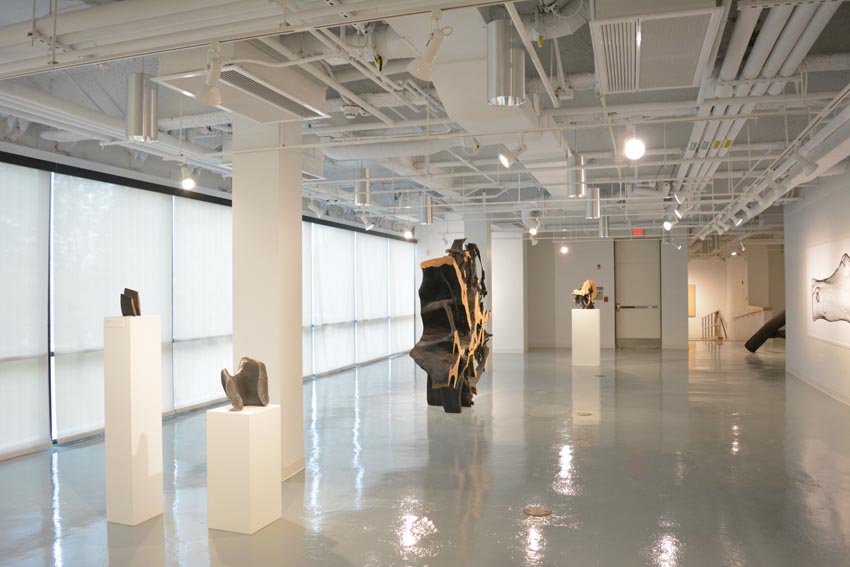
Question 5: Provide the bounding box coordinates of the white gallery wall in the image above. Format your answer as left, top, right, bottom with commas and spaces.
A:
785, 172, 850, 405
687, 249, 785, 341
491, 234, 527, 353
687, 259, 727, 338
526, 239, 617, 349
661, 242, 689, 349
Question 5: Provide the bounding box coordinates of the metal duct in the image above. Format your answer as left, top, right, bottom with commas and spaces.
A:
599, 216, 609, 238
126, 73, 157, 142
566, 153, 579, 198
579, 154, 588, 197
354, 168, 371, 206
487, 19, 525, 106
585, 187, 600, 220
423, 194, 433, 225
321, 137, 468, 161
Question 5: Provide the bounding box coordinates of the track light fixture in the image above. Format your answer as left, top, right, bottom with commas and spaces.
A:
623, 128, 646, 161
673, 191, 683, 205
197, 41, 223, 106
180, 164, 196, 190
731, 251, 738, 257
528, 218, 540, 236
740, 242, 747, 252
531, 237, 539, 246
407, 13, 453, 82
674, 207, 683, 220
499, 139, 527, 168
360, 214, 374, 231
663, 220, 673, 231
560, 244, 569, 255
403, 227, 414, 240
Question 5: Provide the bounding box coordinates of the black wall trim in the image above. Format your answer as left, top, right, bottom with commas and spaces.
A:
303, 214, 417, 243
0, 150, 232, 207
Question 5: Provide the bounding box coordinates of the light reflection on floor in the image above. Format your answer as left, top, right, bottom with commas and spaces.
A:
1, 343, 850, 566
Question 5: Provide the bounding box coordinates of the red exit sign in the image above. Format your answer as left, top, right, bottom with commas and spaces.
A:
632, 228, 644, 236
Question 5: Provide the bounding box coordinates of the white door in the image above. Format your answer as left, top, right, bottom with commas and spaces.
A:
615, 240, 661, 348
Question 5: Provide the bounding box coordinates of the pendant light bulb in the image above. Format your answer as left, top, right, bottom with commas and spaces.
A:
180, 164, 196, 190
624, 135, 646, 161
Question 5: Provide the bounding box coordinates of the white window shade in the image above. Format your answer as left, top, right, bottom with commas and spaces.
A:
302, 223, 313, 376
355, 233, 389, 320
52, 175, 173, 438
312, 224, 355, 325
0, 163, 50, 457
173, 198, 232, 340
389, 240, 415, 317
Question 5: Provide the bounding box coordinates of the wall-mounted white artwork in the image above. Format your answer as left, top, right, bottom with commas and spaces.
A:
807, 236, 850, 348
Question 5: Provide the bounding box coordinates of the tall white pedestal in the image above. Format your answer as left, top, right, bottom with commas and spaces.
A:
104, 316, 163, 526
572, 309, 601, 367
207, 404, 282, 534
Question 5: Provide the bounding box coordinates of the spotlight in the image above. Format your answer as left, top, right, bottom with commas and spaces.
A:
360, 215, 374, 231
499, 142, 527, 168
674, 207, 683, 220
676, 244, 683, 251
623, 135, 646, 161
735, 215, 744, 227
560, 244, 569, 255
731, 251, 738, 256
663, 220, 672, 231
673, 191, 683, 205
406, 22, 451, 82
740, 242, 746, 252
403, 227, 414, 240
531, 237, 539, 246
197, 41, 223, 106
180, 164, 196, 190
529, 226, 538, 236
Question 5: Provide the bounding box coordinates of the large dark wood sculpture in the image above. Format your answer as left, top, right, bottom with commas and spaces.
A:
745, 310, 786, 353
221, 357, 270, 411
411, 238, 491, 413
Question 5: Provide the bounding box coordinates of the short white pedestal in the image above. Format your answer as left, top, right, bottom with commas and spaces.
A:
104, 316, 163, 526
572, 309, 601, 367
207, 404, 282, 534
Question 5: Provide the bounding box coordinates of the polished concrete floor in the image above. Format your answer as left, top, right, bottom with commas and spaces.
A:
1, 342, 850, 566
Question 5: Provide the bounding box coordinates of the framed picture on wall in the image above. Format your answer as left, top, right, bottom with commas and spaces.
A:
807, 236, 850, 348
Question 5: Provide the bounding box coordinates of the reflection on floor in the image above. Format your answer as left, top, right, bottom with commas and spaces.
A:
1, 342, 850, 566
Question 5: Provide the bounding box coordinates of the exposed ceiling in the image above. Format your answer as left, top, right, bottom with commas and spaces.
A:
0, 0, 849, 258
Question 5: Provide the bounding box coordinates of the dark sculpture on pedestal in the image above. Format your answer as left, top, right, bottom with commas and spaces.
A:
120, 288, 141, 316
410, 238, 491, 413
572, 279, 598, 309
221, 357, 270, 411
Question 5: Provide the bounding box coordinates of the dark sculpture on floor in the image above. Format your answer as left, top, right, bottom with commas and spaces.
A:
811, 253, 850, 323
745, 310, 786, 353
120, 288, 141, 316
410, 238, 491, 413
221, 357, 270, 411
572, 279, 598, 309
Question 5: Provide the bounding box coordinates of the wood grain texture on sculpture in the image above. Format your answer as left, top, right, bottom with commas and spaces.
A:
221, 357, 270, 411
410, 238, 491, 413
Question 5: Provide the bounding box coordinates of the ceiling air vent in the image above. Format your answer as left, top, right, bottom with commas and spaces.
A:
218, 68, 326, 121
590, 7, 722, 95
154, 43, 328, 124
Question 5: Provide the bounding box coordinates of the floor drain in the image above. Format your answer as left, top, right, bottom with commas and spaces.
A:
577, 411, 592, 417
523, 505, 552, 517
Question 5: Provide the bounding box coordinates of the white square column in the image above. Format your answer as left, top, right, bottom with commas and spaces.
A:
571, 309, 601, 366
103, 316, 163, 526
232, 118, 304, 480
207, 405, 282, 534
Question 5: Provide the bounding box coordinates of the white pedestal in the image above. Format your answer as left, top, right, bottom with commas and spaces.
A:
572, 309, 601, 367
104, 316, 163, 526
207, 404, 282, 534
